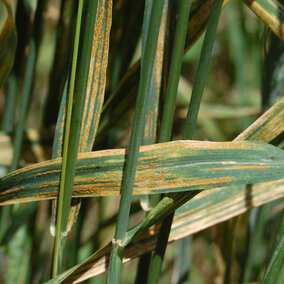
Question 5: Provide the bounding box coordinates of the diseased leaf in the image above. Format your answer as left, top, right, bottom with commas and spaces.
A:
140, 0, 168, 211
0, 140, 284, 205
96, 0, 230, 144
243, 0, 284, 42
78, 0, 112, 152
0, 0, 17, 88
51, 0, 112, 235
52, 0, 112, 157
236, 96, 284, 144
46, 179, 284, 283
44, 93, 284, 283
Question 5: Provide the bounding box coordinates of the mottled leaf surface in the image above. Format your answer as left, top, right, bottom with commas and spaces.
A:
46, 178, 284, 283
0, 140, 284, 205
244, 0, 284, 41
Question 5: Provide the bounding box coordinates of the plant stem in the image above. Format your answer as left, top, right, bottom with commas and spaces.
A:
159, 0, 192, 143
136, 0, 169, 278
52, 0, 84, 277
1, 73, 17, 133
147, 0, 224, 282
182, 0, 224, 140
145, 0, 192, 282
262, 211, 284, 283
107, 1, 164, 283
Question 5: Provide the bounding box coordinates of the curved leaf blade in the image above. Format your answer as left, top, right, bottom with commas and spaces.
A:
50, 0, 112, 235
46, 179, 284, 283
0, 140, 284, 205
236, 96, 284, 143
243, 0, 284, 41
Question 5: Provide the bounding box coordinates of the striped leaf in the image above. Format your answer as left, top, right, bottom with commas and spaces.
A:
96, 0, 230, 144
47, 178, 284, 283
78, 0, 112, 152
0, 140, 284, 205
0, 0, 17, 88
236, 96, 284, 144
139, 0, 168, 212
44, 94, 284, 283
243, 0, 284, 41
52, 0, 112, 156
51, 0, 112, 235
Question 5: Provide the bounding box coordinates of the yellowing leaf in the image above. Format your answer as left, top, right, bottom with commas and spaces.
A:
0, 140, 284, 205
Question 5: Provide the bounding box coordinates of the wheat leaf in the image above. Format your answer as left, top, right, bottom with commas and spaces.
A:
0, 140, 283, 205
243, 0, 284, 42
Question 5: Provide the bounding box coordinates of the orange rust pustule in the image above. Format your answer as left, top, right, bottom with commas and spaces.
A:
211, 165, 270, 172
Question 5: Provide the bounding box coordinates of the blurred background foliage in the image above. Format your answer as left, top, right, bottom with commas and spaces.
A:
0, 0, 283, 283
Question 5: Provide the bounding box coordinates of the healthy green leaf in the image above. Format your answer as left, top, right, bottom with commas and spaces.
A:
52, 0, 85, 276
263, 213, 284, 284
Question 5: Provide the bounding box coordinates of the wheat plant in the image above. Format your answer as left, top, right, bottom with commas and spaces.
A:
0, 0, 283, 283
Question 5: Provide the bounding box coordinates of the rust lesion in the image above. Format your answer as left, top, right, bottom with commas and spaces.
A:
212, 165, 270, 172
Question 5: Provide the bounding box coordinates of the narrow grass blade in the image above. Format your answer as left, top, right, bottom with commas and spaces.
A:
140, 0, 168, 210
148, 0, 192, 281
183, 0, 224, 140
262, 24, 284, 111
45, 178, 284, 283
235, 96, 284, 143
69, 0, 112, 232
159, 0, 192, 143
52, 0, 84, 276
109, 0, 144, 91
0, 0, 17, 88
0, 0, 47, 244
133, 1, 168, 277
50, 0, 112, 235
1, 140, 284, 204
226, 2, 249, 130
1, 71, 17, 133
107, 1, 164, 283
10, 0, 47, 171
78, 0, 112, 153
136, 13, 169, 281
96, 0, 230, 144
43, 0, 77, 128
263, 213, 284, 283
243, 0, 284, 42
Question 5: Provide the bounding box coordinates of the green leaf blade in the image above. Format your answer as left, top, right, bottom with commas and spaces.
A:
1, 140, 284, 205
